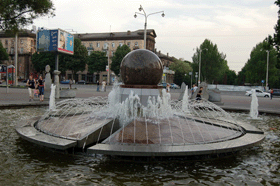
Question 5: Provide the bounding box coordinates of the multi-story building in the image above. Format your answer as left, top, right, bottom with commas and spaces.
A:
0, 30, 36, 80
71, 29, 157, 83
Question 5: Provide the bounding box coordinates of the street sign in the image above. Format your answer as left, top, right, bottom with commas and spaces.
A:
261, 80, 265, 84
106, 65, 109, 71
189, 72, 192, 75
195, 75, 198, 78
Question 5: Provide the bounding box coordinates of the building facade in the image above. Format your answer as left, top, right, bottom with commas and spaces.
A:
71, 29, 157, 84
0, 29, 175, 84
0, 30, 36, 80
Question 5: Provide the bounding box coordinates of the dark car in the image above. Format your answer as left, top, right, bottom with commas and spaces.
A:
272, 89, 280, 96
77, 80, 86, 84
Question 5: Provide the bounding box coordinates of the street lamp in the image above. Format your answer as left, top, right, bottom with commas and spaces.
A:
198, 48, 208, 85
134, 5, 165, 49
260, 49, 270, 91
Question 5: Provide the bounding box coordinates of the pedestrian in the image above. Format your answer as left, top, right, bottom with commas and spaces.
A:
193, 84, 198, 94
26, 75, 35, 101
166, 83, 170, 92
196, 87, 203, 100
270, 88, 274, 100
69, 79, 73, 89
102, 80, 106, 92
38, 75, 45, 102
96, 80, 100, 91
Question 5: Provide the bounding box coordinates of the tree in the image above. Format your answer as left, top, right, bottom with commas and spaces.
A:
273, 0, 280, 68
0, 41, 8, 61
111, 45, 131, 76
192, 39, 228, 84
0, 0, 55, 32
31, 52, 55, 74
87, 51, 107, 76
169, 59, 192, 86
237, 40, 279, 88
60, 39, 88, 79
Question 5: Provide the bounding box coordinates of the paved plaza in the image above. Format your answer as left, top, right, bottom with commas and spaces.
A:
0, 85, 280, 115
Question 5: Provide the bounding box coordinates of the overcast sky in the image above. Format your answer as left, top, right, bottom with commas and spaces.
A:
29, 0, 278, 73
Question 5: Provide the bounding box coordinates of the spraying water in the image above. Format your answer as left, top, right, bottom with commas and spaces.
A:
49, 84, 56, 111
182, 85, 189, 112
249, 89, 259, 119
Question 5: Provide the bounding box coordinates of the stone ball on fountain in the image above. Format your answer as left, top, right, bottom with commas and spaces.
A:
120, 49, 163, 85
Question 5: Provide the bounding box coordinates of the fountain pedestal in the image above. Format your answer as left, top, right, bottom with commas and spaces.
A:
119, 85, 162, 107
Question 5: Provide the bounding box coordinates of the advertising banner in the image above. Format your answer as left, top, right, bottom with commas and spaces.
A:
37, 29, 74, 55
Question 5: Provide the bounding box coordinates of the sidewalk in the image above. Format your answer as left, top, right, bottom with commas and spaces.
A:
1, 86, 280, 115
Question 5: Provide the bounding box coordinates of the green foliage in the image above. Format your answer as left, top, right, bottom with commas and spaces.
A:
59, 39, 88, 78
111, 45, 131, 76
0, 41, 8, 61
237, 40, 279, 87
0, 0, 55, 32
32, 39, 87, 75
87, 51, 107, 74
273, 0, 280, 69
32, 52, 55, 73
192, 39, 228, 84
170, 59, 192, 86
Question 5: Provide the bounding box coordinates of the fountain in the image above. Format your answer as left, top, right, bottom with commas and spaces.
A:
16, 49, 265, 157
249, 89, 259, 119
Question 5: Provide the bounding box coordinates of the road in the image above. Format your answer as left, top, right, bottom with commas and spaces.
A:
0, 84, 279, 114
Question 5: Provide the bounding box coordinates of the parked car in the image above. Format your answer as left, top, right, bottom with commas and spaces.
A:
170, 83, 180, 89
245, 89, 270, 97
158, 83, 167, 88
272, 89, 280, 96
77, 80, 86, 84
60, 80, 70, 84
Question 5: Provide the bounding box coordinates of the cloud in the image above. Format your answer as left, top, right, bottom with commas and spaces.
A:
30, 0, 278, 72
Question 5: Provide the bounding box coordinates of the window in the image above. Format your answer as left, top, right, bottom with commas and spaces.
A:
119, 43, 123, 47
82, 74, 86, 81
104, 42, 108, 49
89, 43, 93, 48
5, 40, 8, 45
11, 47, 14, 54
20, 39, 23, 44
97, 42, 100, 48
127, 42, 131, 47
20, 48, 23, 54
135, 42, 138, 46
112, 42, 115, 48
5, 48, 8, 52
111, 51, 114, 57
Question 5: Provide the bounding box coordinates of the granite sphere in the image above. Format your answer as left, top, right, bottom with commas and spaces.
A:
120, 49, 163, 85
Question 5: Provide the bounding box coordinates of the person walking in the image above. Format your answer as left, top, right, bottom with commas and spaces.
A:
96, 81, 100, 91
102, 80, 106, 92
26, 75, 35, 101
38, 75, 45, 102
196, 87, 203, 100
69, 79, 73, 89
270, 88, 274, 100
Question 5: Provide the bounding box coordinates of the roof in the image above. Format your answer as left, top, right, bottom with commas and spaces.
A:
74, 29, 157, 41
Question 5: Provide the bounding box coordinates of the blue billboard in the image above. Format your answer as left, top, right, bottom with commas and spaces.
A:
36, 29, 74, 55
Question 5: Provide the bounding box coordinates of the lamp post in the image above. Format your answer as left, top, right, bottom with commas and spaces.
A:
134, 5, 165, 49
265, 50, 270, 91
260, 49, 270, 91
198, 48, 208, 85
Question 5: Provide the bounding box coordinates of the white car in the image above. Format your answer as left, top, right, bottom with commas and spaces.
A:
245, 89, 270, 97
